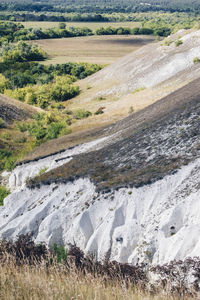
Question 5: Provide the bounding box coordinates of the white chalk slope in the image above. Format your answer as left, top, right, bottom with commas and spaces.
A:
84, 30, 200, 99
0, 139, 200, 265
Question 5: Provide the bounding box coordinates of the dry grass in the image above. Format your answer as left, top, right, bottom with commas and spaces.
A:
33, 35, 153, 65
21, 21, 141, 30
0, 262, 195, 300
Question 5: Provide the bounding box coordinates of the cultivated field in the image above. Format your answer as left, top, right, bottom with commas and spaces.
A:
21, 21, 141, 30
33, 35, 155, 65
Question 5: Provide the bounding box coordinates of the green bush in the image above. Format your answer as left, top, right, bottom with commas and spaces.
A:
4, 156, 16, 171
53, 244, 68, 263
163, 39, 173, 46
1, 41, 47, 63
0, 186, 10, 206
17, 113, 72, 143
74, 109, 92, 120
193, 57, 200, 63
0, 74, 10, 92
0, 149, 16, 171
58, 22, 66, 30
5, 78, 80, 108
45, 122, 65, 140
17, 121, 28, 132
175, 39, 183, 47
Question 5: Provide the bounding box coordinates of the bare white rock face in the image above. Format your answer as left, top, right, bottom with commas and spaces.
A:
0, 155, 200, 266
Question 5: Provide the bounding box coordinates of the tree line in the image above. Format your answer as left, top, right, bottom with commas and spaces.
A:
0, 0, 200, 13
0, 19, 190, 46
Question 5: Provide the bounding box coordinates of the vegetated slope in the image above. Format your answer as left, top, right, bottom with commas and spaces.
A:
28, 77, 200, 190
23, 29, 200, 161
0, 93, 44, 172
1, 76, 200, 266
0, 93, 40, 125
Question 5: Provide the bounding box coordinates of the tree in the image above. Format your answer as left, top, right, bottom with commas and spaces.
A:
0, 41, 46, 63
58, 22, 66, 29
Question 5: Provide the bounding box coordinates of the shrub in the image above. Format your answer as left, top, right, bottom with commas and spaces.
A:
193, 57, 200, 63
0, 74, 10, 92
53, 244, 68, 263
163, 39, 173, 46
50, 83, 80, 102
0, 234, 47, 264
59, 126, 72, 136
0, 148, 16, 171
45, 122, 65, 140
17, 121, 28, 132
1, 41, 47, 63
0, 185, 10, 206
175, 39, 183, 47
51, 103, 65, 110
4, 156, 16, 171
58, 22, 66, 30
0, 117, 5, 128
74, 109, 92, 120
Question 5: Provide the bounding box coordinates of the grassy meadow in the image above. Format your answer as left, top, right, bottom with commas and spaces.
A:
21, 21, 141, 30
32, 35, 155, 65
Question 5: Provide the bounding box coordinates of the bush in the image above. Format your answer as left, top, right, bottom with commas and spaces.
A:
45, 122, 65, 140
163, 39, 173, 46
193, 57, 200, 63
0, 117, 5, 128
5, 78, 80, 107
0, 234, 47, 265
0, 74, 10, 92
0, 185, 10, 206
53, 244, 68, 263
16, 113, 72, 143
58, 22, 66, 30
17, 122, 28, 132
1, 41, 47, 63
74, 109, 92, 120
175, 39, 183, 47
0, 149, 16, 171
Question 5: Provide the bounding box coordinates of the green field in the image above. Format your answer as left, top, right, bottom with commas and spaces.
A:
21, 21, 141, 30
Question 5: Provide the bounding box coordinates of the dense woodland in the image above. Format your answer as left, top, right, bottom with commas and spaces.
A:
0, 0, 200, 13
0, 0, 200, 23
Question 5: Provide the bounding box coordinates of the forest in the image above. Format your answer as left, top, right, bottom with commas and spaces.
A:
0, 0, 200, 13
